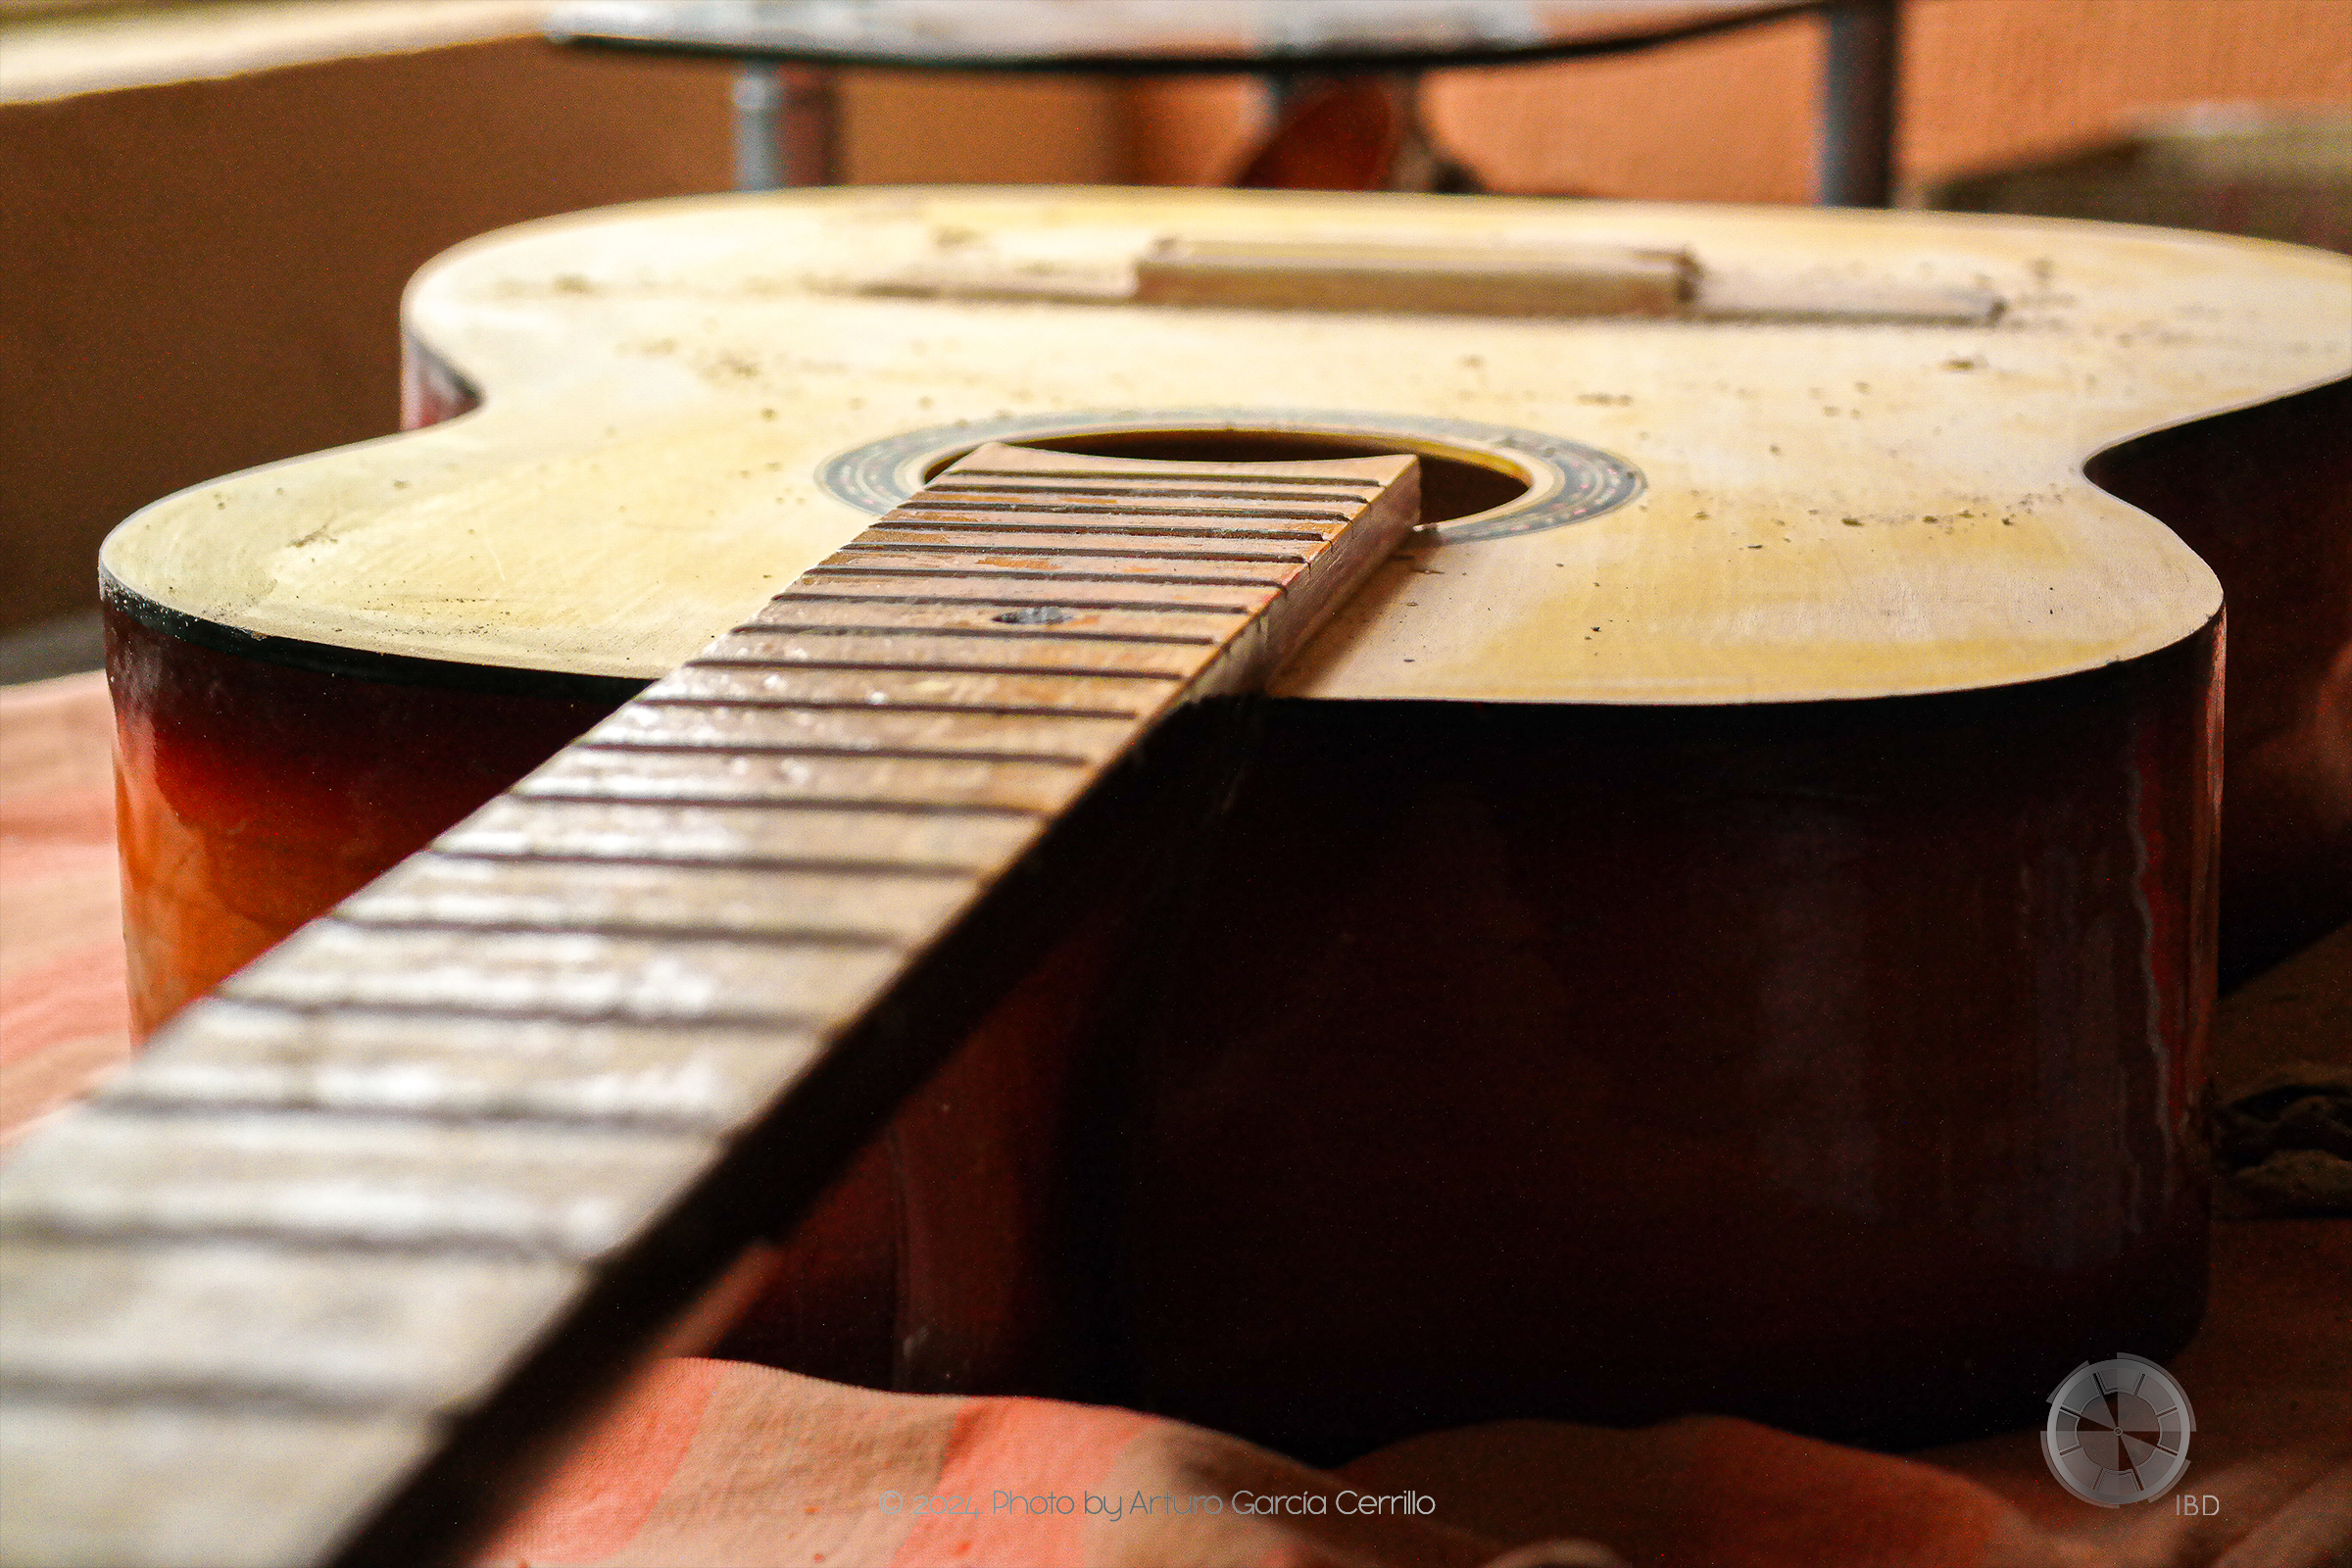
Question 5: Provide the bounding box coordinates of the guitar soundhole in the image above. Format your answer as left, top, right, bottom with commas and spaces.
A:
1004, 430, 1529, 524
992, 606, 1075, 625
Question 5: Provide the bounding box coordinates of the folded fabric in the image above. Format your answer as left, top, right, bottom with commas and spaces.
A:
2215, 1062, 2352, 1215
473, 1353, 2351, 1567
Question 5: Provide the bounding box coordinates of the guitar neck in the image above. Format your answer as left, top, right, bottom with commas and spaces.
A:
0, 444, 1418, 1568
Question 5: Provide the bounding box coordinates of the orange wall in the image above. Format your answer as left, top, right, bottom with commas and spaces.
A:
0, 36, 1124, 629
1133, 0, 2352, 199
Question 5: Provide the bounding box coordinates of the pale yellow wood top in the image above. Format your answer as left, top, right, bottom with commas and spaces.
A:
100, 186, 2352, 704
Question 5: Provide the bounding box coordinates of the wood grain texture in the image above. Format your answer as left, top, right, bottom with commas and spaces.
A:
0, 1406, 436, 1568
0, 1241, 575, 1407
97, 188, 2349, 705
0, 443, 1417, 1568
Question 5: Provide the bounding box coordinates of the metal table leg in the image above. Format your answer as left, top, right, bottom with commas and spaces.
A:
1817, 0, 1899, 207
732, 62, 841, 189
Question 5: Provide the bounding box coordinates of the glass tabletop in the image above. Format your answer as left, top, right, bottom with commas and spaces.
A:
546, 0, 1818, 74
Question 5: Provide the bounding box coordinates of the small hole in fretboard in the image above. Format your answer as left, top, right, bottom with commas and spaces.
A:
993, 606, 1076, 625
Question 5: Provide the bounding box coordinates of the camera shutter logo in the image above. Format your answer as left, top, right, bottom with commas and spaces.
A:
2042, 1354, 2195, 1506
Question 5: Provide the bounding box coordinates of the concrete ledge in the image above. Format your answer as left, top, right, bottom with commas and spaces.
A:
2, 1, 550, 103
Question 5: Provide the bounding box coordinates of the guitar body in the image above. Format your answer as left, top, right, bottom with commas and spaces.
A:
99, 189, 2349, 1459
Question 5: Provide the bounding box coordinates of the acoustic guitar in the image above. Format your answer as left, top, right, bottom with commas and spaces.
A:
5, 187, 2348, 1566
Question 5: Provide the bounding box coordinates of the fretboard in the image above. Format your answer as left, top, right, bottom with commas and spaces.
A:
0, 443, 1417, 1568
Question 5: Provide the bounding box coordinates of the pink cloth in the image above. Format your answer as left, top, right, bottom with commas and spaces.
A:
0, 672, 130, 1150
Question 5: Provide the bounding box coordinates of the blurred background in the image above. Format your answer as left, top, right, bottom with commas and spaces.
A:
4, 0, 2347, 677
